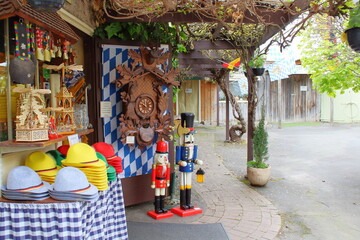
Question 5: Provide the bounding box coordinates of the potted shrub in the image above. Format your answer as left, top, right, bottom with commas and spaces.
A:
247, 105, 271, 186
345, 3, 360, 53
248, 54, 266, 76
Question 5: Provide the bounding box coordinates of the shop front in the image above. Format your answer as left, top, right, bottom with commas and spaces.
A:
0, 1, 129, 239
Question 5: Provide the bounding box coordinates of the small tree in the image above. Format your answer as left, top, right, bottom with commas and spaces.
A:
247, 105, 269, 168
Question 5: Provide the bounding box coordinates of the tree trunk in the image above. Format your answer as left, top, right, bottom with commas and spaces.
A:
211, 68, 246, 142
246, 67, 258, 162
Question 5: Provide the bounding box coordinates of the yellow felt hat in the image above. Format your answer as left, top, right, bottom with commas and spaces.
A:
62, 143, 105, 168
25, 151, 59, 177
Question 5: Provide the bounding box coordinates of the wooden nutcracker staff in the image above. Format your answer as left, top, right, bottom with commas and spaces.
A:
147, 140, 174, 220
171, 112, 203, 217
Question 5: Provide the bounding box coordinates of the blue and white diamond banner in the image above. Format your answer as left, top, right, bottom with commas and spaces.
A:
101, 45, 157, 178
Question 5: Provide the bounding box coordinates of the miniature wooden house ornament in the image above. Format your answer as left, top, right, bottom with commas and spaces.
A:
14, 86, 51, 141
55, 84, 76, 134
116, 46, 179, 148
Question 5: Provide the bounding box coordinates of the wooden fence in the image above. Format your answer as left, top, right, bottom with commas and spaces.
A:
218, 73, 320, 124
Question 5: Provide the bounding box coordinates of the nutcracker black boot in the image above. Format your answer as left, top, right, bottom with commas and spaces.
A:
160, 195, 168, 213
180, 189, 187, 210
154, 196, 161, 214
186, 188, 194, 209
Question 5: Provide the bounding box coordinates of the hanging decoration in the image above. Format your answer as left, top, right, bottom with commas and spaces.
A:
35, 27, 44, 61
26, 0, 66, 11
14, 21, 31, 61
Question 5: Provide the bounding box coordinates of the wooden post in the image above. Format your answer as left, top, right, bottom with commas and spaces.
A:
277, 79, 282, 129
330, 96, 334, 125
225, 72, 230, 141
217, 85, 220, 126
5, 19, 12, 140
247, 74, 255, 162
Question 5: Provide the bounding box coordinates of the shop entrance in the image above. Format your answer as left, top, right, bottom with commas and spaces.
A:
88, 41, 174, 206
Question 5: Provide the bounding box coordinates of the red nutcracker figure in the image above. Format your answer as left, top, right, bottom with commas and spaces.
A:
147, 140, 174, 220
171, 112, 203, 217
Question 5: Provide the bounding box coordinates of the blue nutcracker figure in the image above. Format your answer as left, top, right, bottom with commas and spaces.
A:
175, 112, 203, 211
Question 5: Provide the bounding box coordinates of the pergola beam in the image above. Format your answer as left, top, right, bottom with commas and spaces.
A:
105, 7, 292, 26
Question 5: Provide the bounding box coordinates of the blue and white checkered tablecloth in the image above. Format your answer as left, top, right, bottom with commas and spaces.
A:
0, 177, 128, 240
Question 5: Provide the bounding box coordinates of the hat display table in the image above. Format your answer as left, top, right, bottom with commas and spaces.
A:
0, 176, 128, 239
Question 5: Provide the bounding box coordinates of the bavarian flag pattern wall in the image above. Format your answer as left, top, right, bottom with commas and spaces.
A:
101, 45, 168, 178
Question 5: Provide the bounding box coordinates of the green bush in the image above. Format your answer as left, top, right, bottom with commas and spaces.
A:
247, 105, 269, 168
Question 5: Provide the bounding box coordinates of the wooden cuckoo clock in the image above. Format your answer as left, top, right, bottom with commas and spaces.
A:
115, 46, 179, 148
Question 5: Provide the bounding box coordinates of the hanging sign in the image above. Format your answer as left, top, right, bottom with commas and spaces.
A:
300, 86, 307, 92
100, 101, 112, 118
68, 134, 80, 146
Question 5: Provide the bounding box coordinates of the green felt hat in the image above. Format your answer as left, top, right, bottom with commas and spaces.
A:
46, 150, 65, 167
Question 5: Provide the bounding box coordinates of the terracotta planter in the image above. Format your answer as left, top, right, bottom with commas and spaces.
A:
252, 68, 265, 76
346, 27, 360, 53
247, 166, 271, 186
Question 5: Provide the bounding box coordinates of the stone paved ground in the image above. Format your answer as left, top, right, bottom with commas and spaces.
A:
126, 126, 281, 240
192, 128, 281, 240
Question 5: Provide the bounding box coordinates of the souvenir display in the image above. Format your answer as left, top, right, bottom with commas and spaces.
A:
25, 151, 59, 184
115, 46, 179, 148
48, 116, 60, 139
171, 113, 203, 217
96, 152, 117, 182
55, 84, 76, 134
92, 142, 123, 173
1, 166, 50, 201
13, 86, 51, 142
49, 167, 99, 202
147, 140, 173, 220
62, 143, 109, 191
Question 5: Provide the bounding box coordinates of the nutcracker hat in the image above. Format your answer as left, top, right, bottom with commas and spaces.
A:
181, 112, 195, 132
51, 167, 98, 196
2, 166, 49, 194
156, 140, 168, 153
62, 143, 105, 168
92, 142, 123, 173
57, 145, 70, 156
25, 151, 60, 177
46, 150, 65, 167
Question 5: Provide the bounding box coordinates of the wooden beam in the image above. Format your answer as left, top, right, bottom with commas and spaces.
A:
193, 40, 235, 50
179, 58, 217, 65
186, 70, 213, 77
105, 7, 292, 26
178, 51, 222, 59
180, 64, 224, 69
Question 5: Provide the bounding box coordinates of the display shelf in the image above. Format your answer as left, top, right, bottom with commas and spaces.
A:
0, 129, 93, 151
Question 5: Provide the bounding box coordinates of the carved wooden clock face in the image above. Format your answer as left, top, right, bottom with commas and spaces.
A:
135, 94, 155, 118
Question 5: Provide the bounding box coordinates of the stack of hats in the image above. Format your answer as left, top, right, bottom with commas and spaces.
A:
93, 142, 123, 173
25, 151, 60, 184
46, 150, 65, 167
57, 145, 70, 157
62, 143, 108, 191
49, 167, 99, 202
96, 152, 116, 182
1, 166, 50, 201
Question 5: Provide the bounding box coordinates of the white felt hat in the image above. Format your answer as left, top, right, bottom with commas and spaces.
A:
52, 167, 98, 196
5, 166, 49, 194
